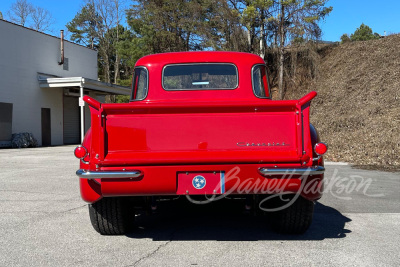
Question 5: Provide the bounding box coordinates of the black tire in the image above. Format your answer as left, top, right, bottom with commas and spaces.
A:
88, 197, 134, 235
267, 194, 314, 234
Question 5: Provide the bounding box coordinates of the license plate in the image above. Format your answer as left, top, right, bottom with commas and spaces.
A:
177, 171, 225, 195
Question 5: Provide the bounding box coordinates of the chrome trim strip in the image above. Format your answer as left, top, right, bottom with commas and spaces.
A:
76, 169, 142, 179
80, 158, 90, 164
313, 155, 322, 162
259, 166, 325, 176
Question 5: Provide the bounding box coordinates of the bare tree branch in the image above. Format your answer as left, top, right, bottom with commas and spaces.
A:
7, 0, 33, 26
30, 6, 54, 32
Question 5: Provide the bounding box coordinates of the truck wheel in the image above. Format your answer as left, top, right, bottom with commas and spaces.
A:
88, 197, 134, 235
268, 194, 314, 234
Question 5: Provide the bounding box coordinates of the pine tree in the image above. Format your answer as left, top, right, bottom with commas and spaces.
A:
350, 23, 380, 41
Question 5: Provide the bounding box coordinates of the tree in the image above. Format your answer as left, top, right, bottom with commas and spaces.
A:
115, 27, 147, 83
350, 23, 379, 41
219, 1, 275, 56
30, 6, 54, 32
340, 33, 350, 43
66, 3, 99, 49
67, 0, 125, 84
127, 0, 228, 53
267, 0, 332, 99
239, 1, 274, 56
6, 0, 54, 32
7, 0, 33, 26
0, 11, 3, 20
199, 0, 247, 51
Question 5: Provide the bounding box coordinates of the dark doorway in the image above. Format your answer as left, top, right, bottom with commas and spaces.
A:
0, 102, 13, 142
41, 108, 51, 146
63, 96, 80, 144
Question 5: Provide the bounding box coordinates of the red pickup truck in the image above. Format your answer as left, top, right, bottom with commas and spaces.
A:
75, 51, 327, 235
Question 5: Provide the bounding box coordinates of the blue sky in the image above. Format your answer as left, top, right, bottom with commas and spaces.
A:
0, 0, 84, 37
1, 0, 399, 41
320, 0, 400, 40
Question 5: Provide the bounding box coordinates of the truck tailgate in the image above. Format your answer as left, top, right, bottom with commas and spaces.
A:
84, 98, 313, 166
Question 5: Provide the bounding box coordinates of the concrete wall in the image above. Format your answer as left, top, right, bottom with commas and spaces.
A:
0, 20, 98, 146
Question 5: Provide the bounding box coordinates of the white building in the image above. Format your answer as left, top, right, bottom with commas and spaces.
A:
0, 20, 129, 147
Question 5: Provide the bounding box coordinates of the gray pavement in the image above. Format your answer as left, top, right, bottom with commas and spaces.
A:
0, 146, 399, 266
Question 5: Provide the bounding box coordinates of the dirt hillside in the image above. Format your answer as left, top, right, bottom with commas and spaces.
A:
285, 34, 400, 169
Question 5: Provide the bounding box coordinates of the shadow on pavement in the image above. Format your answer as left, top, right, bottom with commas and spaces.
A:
126, 197, 352, 241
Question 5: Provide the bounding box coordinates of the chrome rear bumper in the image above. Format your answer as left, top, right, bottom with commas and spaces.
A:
76, 166, 324, 179
259, 166, 325, 176
76, 169, 142, 179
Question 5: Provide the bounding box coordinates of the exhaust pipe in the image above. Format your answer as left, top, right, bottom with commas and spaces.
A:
58, 30, 64, 65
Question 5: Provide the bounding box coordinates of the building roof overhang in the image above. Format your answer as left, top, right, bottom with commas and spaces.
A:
38, 76, 130, 95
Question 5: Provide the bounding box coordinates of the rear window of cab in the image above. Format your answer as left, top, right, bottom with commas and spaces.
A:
162, 64, 238, 90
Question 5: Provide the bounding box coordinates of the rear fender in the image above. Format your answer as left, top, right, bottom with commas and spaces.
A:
309, 123, 324, 166
79, 128, 103, 203
301, 123, 324, 201
80, 179, 102, 203
310, 123, 320, 148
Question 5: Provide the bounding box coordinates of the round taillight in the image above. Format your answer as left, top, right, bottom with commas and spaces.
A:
74, 146, 88, 159
314, 142, 328, 155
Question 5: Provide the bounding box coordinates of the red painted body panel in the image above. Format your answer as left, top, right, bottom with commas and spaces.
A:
78, 51, 325, 204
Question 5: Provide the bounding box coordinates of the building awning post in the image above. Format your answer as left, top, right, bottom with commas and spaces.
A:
80, 81, 84, 143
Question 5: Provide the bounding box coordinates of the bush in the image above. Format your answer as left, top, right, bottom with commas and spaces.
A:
340, 34, 351, 43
